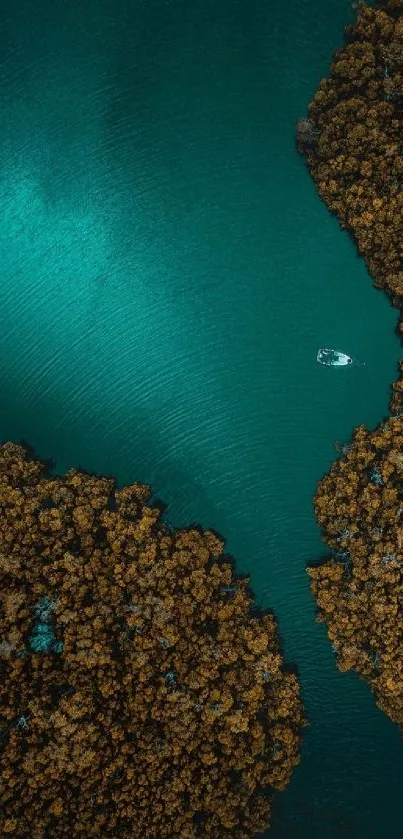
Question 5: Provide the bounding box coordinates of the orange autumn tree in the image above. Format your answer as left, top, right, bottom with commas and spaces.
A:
308, 370, 403, 731
297, 0, 403, 330
0, 441, 304, 838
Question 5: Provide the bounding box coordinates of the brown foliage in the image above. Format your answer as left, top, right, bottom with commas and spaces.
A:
0, 442, 304, 837
297, 1, 403, 326
307, 376, 403, 731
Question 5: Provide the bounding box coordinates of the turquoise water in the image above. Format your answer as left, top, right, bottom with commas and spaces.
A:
1, 0, 402, 836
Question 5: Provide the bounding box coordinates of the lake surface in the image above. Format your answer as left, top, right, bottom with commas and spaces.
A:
0, 1, 402, 836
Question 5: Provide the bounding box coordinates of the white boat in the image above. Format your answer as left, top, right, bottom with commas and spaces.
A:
317, 348, 353, 367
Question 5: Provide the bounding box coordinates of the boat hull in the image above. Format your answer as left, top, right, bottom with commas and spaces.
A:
317, 348, 352, 367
